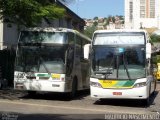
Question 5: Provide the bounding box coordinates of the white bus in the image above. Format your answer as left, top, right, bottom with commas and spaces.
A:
90, 29, 156, 105
14, 27, 91, 98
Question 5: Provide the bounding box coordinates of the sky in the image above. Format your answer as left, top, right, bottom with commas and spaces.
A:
67, 0, 124, 19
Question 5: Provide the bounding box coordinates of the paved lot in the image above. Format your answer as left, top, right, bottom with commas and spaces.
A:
0, 82, 160, 119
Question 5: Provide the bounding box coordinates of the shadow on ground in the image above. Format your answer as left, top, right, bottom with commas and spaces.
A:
94, 91, 159, 108
21, 89, 90, 101
0, 112, 105, 120
0, 89, 90, 101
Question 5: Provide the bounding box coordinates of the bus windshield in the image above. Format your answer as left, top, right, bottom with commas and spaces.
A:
93, 32, 145, 45
19, 31, 66, 44
91, 46, 145, 79
15, 45, 67, 74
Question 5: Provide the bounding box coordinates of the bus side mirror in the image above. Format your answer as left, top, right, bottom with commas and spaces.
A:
146, 43, 151, 59
84, 44, 91, 60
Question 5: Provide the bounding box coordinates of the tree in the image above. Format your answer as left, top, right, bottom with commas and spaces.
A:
84, 26, 96, 39
93, 21, 98, 26
93, 17, 98, 20
112, 16, 115, 23
104, 17, 110, 25
0, 0, 65, 27
119, 15, 124, 20
150, 34, 160, 43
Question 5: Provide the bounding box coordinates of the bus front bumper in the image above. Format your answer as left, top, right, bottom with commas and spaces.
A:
14, 80, 70, 93
90, 86, 149, 99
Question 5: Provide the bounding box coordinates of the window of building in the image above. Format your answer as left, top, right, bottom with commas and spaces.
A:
140, 0, 146, 18
129, 1, 133, 21
150, 0, 155, 18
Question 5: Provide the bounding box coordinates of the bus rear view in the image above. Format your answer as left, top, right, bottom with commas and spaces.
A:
90, 29, 156, 105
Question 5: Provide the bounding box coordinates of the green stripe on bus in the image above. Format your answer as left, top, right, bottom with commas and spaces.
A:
36, 74, 51, 77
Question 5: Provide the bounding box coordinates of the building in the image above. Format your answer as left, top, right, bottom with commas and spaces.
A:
125, 0, 160, 29
0, 0, 85, 50
84, 16, 124, 30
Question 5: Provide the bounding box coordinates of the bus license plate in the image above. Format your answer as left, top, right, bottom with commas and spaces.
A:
113, 92, 122, 95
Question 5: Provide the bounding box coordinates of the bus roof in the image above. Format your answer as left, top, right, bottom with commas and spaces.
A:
21, 27, 91, 42
22, 27, 79, 33
94, 29, 148, 34
93, 29, 150, 44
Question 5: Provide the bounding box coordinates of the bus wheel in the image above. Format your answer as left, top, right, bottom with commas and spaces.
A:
154, 80, 157, 93
69, 78, 77, 99
143, 97, 150, 107
143, 85, 151, 106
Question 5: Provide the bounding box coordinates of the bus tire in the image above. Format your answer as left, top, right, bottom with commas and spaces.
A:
154, 80, 157, 93
69, 78, 77, 99
143, 97, 150, 107
143, 84, 151, 106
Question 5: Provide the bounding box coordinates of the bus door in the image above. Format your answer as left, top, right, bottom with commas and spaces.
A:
80, 39, 90, 89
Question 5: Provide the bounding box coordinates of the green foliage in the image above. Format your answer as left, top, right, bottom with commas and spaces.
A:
152, 56, 157, 64
104, 17, 110, 26
93, 21, 98, 26
157, 55, 160, 63
150, 34, 160, 43
119, 15, 123, 19
152, 54, 160, 64
84, 26, 97, 39
112, 16, 115, 23
0, 0, 65, 27
93, 17, 98, 20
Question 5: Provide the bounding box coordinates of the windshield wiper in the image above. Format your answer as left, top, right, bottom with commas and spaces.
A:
123, 53, 131, 80
94, 53, 115, 79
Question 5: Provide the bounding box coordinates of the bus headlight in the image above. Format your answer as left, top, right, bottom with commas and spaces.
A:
133, 82, 146, 88
90, 81, 102, 88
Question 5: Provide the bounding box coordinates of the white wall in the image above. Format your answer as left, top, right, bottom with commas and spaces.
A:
0, 21, 3, 50
156, 0, 160, 28
132, 0, 140, 29
3, 23, 19, 48
139, 18, 158, 28
124, 0, 131, 28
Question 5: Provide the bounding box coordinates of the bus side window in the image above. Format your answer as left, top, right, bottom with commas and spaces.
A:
66, 33, 74, 76
68, 32, 75, 45
80, 37, 84, 59
77, 35, 87, 60
75, 35, 81, 57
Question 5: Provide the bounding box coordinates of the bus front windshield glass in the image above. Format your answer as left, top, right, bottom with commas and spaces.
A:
91, 46, 145, 79
15, 45, 67, 74
19, 31, 66, 44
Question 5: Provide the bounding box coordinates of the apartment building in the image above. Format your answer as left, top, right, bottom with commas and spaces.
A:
125, 0, 160, 29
